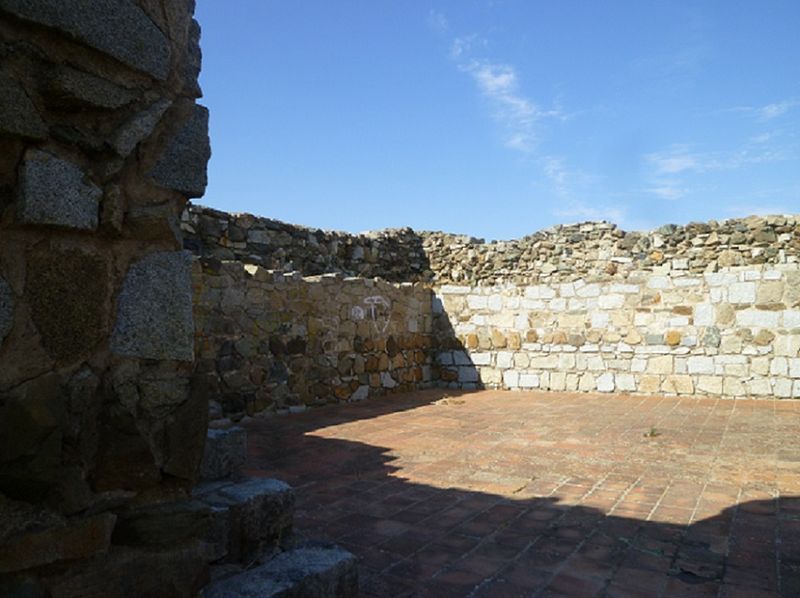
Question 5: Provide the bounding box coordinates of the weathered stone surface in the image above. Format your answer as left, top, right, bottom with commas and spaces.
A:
111, 251, 194, 361
17, 150, 101, 230
113, 500, 212, 548
202, 544, 358, 598
111, 99, 171, 157
149, 104, 210, 197
197, 478, 295, 563
200, 427, 247, 482
0, 71, 47, 139
0, 512, 116, 573
44, 544, 208, 598
0, 0, 171, 79
49, 66, 137, 109
0, 275, 13, 345
26, 248, 108, 361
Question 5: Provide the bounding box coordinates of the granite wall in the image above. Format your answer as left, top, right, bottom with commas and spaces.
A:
192, 258, 435, 419
0, 1, 211, 592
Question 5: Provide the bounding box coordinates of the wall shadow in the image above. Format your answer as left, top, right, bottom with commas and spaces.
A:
243, 398, 798, 597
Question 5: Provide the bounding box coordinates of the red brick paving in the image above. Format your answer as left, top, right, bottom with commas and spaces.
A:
244, 390, 800, 597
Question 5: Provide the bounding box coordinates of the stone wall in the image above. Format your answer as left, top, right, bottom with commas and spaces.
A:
184, 204, 800, 401
0, 1, 211, 592
182, 204, 431, 282
183, 204, 800, 285
434, 265, 800, 398
193, 259, 434, 419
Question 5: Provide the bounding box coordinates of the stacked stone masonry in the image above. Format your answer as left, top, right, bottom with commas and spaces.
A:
0, 1, 213, 594
184, 204, 800, 403
183, 204, 800, 284
193, 258, 434, 418
434, 267, 800, 398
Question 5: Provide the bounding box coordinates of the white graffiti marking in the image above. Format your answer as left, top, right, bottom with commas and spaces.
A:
362, 295, 391, 333
351, 305, 365, 320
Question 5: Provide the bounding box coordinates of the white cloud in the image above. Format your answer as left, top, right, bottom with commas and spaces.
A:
758, 100, 798, 120
460, 60, 537, 151
458, 59, 565, 154
727, 99, 799, 121
426, 10, 448, 34
645, 182, 688, 200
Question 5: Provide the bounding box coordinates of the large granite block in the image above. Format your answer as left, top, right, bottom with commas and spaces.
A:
0, 0, 170, 80
200, 427, 247, 482
16, 150, 101, 230
149, 104, 210, 198
0, 275, 12, 346
0, 72, 47, 139
111, 251, 194, 361
202, 545, 358, 598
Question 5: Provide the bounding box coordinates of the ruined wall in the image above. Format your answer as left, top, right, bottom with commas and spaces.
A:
185, 206, 800, 401
0, 0, 210, 590
182, 204, 431, 281
184, 205, 800, 284
192, 259, 434, 419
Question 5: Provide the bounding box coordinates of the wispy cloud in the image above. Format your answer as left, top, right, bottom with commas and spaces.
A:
727, 99, 799, 121
458, 58, 558, 153
645, 141, 793, 176
426, 9, 448, 34
645, 181, 689, 200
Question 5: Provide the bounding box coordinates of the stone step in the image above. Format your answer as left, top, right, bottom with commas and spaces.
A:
196, 477, 294, 563
115, 477, 294, 564
202, 544, 358, 598
200, 426, 247, 482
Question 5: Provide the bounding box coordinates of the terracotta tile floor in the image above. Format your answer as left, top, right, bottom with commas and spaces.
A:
244, 390, 800, 597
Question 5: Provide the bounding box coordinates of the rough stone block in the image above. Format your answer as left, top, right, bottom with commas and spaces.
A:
662, 375, 693, 394
112, 99, 171, 156
0, 0, 170, 79
728, 282, 756, 304
616, 373, 636, 392
149, 105, 211, 197
202, 544, 358, 598
111, 251, 194, 361
774, 378, 793, 398
17, 150, 101, 230
596, 372, 615, 392
0, 512, 116, 574
736, 309, 780, 328
0, 276, 13, 346
45, 544, 208, 598
598, 294, 624, 309
458, 367, 479, 383
647, 355, 673, 375
0, 71, 46, 138
722, 378, 746, 397
696, 376, 723, 395
49, 66, 137, 109
638, 375, 661, 393
113, 500, 214, 548
201, 427, 247, 482
502, 370, 519, 388
197, 478, 294, 563
686, 356, 714, 375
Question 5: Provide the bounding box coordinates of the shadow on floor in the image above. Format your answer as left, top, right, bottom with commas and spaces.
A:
243, 390, 799, 597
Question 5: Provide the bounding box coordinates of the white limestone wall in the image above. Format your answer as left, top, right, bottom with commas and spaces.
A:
434, 265, 800, 398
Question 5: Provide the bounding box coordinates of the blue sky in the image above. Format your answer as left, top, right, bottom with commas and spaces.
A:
195, 1, 799, 240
